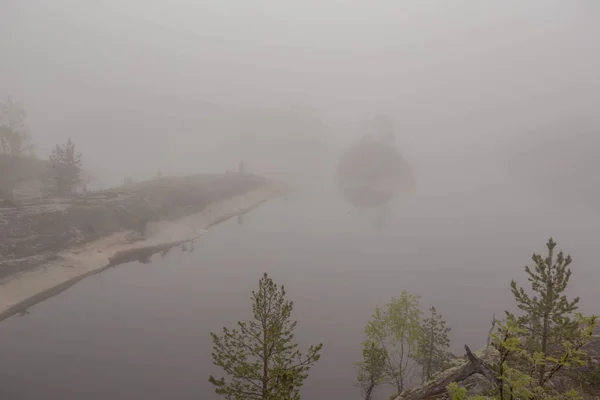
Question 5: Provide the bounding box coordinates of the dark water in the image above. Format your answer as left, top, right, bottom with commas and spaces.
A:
0, 186, 599, 400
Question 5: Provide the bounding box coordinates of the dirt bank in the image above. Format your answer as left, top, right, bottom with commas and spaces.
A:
0, 175, 287, 322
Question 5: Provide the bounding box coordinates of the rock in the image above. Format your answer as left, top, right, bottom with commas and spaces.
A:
460, 373, 495, 398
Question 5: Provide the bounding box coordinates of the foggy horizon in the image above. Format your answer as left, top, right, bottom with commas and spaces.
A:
2, 0, 599, 190
1, 1, 600, 399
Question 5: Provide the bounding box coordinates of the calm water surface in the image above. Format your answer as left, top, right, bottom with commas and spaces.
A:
0, 186, 598, 400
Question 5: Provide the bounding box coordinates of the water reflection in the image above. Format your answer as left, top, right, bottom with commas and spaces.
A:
159, 247, 172, 258
138, 253, 153, 264
371, 204, 391, 230
0, 189, 598, 400
109, 239, 199, 267
110, 210, 253, 268
18, 309, 30, 317
180, 240, 197, 253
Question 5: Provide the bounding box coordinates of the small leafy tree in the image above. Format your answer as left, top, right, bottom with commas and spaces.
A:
365, 290, 422, 394
48, 138, 82, 196
489, 318, 538, 400
446, 382, 488, 400
356, 340, 387, 400
0, 96, 34, 156
415, 306, 452, 383
209, 273, 322, 400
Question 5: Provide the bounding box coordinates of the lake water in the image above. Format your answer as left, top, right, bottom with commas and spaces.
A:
0, 184, 599, 400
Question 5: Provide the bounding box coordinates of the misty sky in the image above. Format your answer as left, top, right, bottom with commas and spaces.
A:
2, 4, 600, 398
1, 0, 599, 192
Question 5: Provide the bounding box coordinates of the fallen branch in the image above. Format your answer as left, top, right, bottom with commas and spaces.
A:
485, 314, 496, 357
397, 345, 498, 400
465, 345, 498, 384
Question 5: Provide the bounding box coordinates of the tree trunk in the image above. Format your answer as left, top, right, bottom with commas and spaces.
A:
364, 379, 375, 400
399, 346, 498, 400
539, 246, 553, 386
399, 339, 405, 392
426, 328, 434, 381
262, 302, 269, 399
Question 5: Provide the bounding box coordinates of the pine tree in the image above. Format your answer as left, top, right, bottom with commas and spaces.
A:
445, 239, 598, 400
415, 306, 452, 383
508, 238, 580, 387
48, 138, 82, 195
356, 340, 387, 400
209, 273, 322, 400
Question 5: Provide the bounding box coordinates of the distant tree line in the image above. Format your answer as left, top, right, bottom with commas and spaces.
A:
48, 137, 83, 196
0, 96, 84, 199
0, 96, 34, 156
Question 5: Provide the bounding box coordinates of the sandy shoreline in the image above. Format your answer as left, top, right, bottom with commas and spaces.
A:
0, 183, 287, 322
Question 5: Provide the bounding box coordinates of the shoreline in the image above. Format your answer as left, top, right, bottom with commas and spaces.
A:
0, 182, 287, 323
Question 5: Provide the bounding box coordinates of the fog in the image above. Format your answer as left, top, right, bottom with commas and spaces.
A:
2, 1, 600, 398
1, 0, 598, 195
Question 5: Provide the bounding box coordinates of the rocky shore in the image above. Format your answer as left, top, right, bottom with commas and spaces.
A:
0, 173, 287, 321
